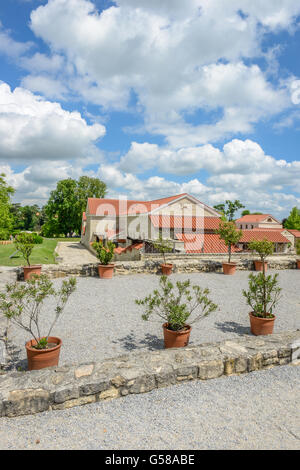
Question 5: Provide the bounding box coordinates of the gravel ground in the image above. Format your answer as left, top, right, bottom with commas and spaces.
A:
3, 270, 300, 369
0, 365, 299, 450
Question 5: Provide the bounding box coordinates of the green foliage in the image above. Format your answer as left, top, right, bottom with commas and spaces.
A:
248, 239, 274, 269
283, 207, 300, 231
92, 240, 115, 265
14, 232, 44, 266
216, 221, 243, 263
152, 235, 173, 264
241, 210, 251, 216
296, 239, 300, 256
44, 176, 107, 237
242, 273, 281, 318
0, 275, 76, 349
135, 275, 218, 331
0, 173, 15, 240
213, 200, 245, 221
10, 204, 42, 232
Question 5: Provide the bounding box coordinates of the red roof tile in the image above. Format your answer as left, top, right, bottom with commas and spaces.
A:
87, 194, 189, 216
240, 230, 289, 243
150, 215, 221, 230
175, 233, 241, 253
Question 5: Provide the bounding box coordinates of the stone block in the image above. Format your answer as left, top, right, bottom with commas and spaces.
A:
4, 389, 50, 417
198, 360, 224, 380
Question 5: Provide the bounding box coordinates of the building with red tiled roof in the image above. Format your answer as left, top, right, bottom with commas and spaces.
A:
81, 195, 291, 257
236, 214, 282, 230
81, 193, 222, 256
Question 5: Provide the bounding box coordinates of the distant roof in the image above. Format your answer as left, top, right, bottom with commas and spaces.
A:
236, 214, 281, 224
240, 230, 289, 243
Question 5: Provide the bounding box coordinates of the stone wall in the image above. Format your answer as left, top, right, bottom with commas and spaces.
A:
15, 254, 299, 280
0, 331, 299, 417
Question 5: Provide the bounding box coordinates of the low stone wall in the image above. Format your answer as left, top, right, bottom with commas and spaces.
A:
0, 241, 13, 245
15, 255, 299, 280
0, 331, 299, 418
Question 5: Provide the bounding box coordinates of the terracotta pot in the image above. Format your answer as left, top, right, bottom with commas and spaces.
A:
222, 262, 237, 275
297, 260, 300, 269
98, 264, 114, 279
254, 260, 268, 272
249, 312, 275, 336
26, 336, 62, 371
163, 323, 191, 349
23, 265, 42, 281
161, 263, 173, 276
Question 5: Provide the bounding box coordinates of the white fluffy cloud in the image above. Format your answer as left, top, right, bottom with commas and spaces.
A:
27, 0, 299, 144
0, 82, 105, 163
0, 21, 33, 58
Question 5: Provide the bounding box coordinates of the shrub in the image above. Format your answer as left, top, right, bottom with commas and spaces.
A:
242, 272, 281, 319
296, 239, 300, 256
0, 275, 76, 349
0, 228, 10, 241
14, 232, 43, 266
136, 275, 218, 331
92, 240, 115, 265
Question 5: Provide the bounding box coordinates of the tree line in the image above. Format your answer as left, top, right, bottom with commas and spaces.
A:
0, 174, 106, 240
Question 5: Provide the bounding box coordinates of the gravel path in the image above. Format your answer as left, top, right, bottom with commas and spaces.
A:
3, 270, 300, 369
56, 242, 97, 264
0, 365, 299, 450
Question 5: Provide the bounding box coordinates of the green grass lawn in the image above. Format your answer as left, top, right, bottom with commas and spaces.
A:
0, 238, 80, 267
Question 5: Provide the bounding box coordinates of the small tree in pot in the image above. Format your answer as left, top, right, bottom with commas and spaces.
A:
215, 221, 243, 275
152, 235, 174, 275
242, 272, 281, 335
14, 232, 44, 280
248, 239, 274, 273
136, 275, 218, 348
0, 275, 76, 370
92, 240, 115, 278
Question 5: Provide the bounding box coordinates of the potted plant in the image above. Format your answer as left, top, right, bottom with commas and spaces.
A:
153, 235, 174, 275
248, 239, 274, 272
92, 240, 115, 278
215, 221, 243, 275
14, 232, 44, 280
136, 275, 218, 348
242, 272, 281, 336
296, 239, 300, 269
0, 275, 76, 370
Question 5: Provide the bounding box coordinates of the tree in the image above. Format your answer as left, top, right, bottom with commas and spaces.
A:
43, 176, 107, 237
77, 176, 107, 219
11, 204, 41, 232
0, 173, 15, 240
283, 207, 300, 231
248, 239, 274, 276
213, 200, 245, 221
241, 210, 251, 216
241, 210, 263, 216
152, 235, 173, 264
216, 221, 243, 263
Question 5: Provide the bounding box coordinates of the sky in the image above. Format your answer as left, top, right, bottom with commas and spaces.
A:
0, 0, 300, 218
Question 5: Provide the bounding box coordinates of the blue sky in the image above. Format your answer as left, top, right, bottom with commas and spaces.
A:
0, 0, 300, 218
